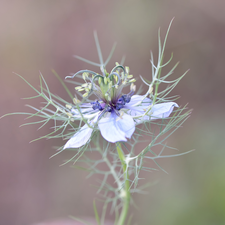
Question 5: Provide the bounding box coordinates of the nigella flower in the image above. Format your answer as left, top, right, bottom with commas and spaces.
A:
63, 65, 178, 149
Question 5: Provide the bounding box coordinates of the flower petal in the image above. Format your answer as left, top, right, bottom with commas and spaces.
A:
126, 95, 151, 107
98, 112, 135, 143
116, 113, 135, 138
63, 124, 93, 149
150, 102, 178, 120
125, 100, 178, 124
124, 95, 151, 122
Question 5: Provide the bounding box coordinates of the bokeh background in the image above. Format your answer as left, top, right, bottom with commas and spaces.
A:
1, 1, 225, 225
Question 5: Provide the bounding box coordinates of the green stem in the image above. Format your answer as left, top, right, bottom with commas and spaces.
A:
116, 143, 130, 225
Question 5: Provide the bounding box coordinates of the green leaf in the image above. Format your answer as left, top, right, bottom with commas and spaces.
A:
93, 200, 101, 225
52, 69, 74, 101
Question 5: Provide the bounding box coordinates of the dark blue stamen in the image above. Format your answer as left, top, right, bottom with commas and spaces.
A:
123, 95, 131, 103
118, 94, 132, 104
106, 105, 113, 112
115, 103, 123, 110
115, 93, 132, 110
91, 100, 103, 111
117, 96, 125, 105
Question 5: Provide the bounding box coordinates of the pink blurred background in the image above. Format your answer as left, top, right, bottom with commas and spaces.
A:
1, 1, 225, 224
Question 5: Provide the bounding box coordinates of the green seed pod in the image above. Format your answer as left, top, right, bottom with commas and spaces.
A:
108, 81, 112, 89
82, 72, 89, 80
98, 77, 102, 85
104, 77, 108, 85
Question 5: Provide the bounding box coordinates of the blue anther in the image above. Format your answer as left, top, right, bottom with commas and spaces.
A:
91, 101, 103, 111
115, 103, 123, 110
117, 97, 125, 105
115, 94, 131, 110
106, 105, 112, 112
123, 95, 131, 103
91, 102, 98, 110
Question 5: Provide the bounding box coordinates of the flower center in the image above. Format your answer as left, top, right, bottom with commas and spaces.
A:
91, 92, 133, 112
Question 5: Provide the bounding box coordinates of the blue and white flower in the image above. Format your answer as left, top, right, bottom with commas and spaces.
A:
63, 65, 178, 149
